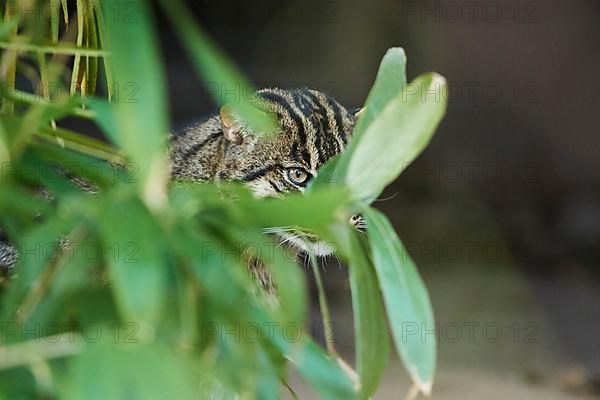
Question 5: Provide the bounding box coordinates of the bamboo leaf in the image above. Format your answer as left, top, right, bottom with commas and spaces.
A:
0, 213, 80, 323
36, 53, 49, 98
277, 337, 357, 400
1, 0, 18, 113
50, 0, 60, 43
100, 0, 169, 204
350, 47, 407, 149
347, 233, 390, 397
0, 14, 19, 40
86, 1, 98, 95
61, 0, 69, 26
64, 343, 198, 400
0, 117, 9, 164
157, 0, 276, 136
363, 207, 436, 396
98, 194, 168, 330
90, 1, 113, 100
347, 73, 447, 202
70, 0, 85, 96
0, 40, 108, 56
310, 47, 407, 191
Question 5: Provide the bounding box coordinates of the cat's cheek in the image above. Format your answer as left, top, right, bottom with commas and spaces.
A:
246, 179, 280, 198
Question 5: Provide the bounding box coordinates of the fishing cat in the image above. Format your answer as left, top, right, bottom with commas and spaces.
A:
0, 88, 364, 279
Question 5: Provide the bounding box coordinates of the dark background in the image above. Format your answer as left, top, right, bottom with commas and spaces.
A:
155, 1, 600, 398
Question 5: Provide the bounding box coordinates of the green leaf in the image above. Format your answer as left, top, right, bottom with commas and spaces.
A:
157, 0, 276, 135
100, 0, 169, 202
86, 0, 99, 95
0, 214, 80, 323
277, 338, 357, 400
350, 47, 407, 147
98, 193, 168, 330
63, 343, 198, 400
241, 186, 350, 232
311, 47, 407, 190
347, 233, 390, 397
347, 73, 447, 202
0, 15, 19, 41
90, 0, 113, 100
0, 117, 9, 164
363, 207, 436, 396
50, 0, 60, 43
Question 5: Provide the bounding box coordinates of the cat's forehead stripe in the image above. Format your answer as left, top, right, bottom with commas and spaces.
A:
307, 90, 347, 158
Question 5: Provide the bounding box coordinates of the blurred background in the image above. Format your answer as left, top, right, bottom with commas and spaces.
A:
157, 1, 599, 398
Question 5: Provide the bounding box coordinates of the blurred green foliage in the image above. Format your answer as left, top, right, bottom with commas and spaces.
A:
0, 0, 446, 398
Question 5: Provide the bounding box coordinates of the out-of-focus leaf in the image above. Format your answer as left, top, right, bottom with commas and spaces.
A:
50, 0, 60, 43
0, 367, 37, 399
25, 234, 108, 328
157, 0, 276, 135
86, 0, 98, 95
169, 183, 348, 237
363, 207, 436, 396
277, 337, 357, 400
61, 0, 69, 25
347, 73, 447, 202
100, 0, 168, 203
90, 0, 113, 100
35, 123, 125, 166
23, 140, 119, 189
241, 186, 350, 233
232, 230, 307, 325
0, 17, 19, 41
0, 214, 80, 323
254, 346, 281, 400
346, 233, 389, 397
0, 0, 18, 113
98, 193, 168, 330
70, 0, 85, 96
0, 118, 9, 164
63, 343, 198, 400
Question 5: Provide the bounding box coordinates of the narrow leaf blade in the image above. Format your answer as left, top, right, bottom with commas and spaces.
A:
347, 233, 390, 397
100, 0, 169, 202
363, 207, 436, 396
347, 73, 447, 202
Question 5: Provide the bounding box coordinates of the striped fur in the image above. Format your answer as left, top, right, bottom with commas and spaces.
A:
170, 88, 356, 197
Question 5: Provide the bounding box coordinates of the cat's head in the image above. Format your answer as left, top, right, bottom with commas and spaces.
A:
219, 88, 363, 256
220, 88, 357, 194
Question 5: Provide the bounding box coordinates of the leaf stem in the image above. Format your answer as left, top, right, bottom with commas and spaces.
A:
16, 226, 86, 323
0, 40, 109, 57
4, 88, 96, 119
308, 251, 337, 356
0, 334, 84, 370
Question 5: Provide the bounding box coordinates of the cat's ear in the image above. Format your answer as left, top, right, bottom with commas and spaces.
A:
220, 105, 245, 144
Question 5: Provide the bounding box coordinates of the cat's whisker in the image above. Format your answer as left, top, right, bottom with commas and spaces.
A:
263, 226, 295, 234
302, 252, 310, 269
373, 191, 399, 203
277, 234, 300, 248
334, 254, 342, 270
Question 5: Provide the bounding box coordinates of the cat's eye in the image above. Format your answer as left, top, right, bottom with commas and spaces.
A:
286, 167, 311, 186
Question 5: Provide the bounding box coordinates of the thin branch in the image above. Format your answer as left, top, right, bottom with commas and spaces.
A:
308, 251, 337, 356
0, 334, 84, 371
16, 225, 87, 323
0, 40, 109, 57
4, 89, 96, 119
